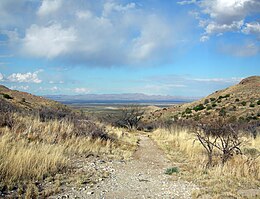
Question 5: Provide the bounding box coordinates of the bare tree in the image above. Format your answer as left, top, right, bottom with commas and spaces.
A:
114, 105, 144, 130
192, 118, 243, 167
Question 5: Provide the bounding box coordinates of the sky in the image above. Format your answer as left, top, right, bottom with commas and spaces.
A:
0, 0, 259, 97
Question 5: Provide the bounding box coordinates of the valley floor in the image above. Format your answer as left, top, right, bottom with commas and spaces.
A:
51, 134, 198, 199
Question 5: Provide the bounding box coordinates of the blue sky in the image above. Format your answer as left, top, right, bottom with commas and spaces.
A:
0, 0, 259, 97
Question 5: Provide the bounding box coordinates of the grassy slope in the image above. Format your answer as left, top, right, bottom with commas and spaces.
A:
0, 85, 139, 198
147, 76, 260, 122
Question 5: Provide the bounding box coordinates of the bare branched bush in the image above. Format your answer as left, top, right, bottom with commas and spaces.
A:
0, 99, 17, 128
113, 105, 144, 130
190, 118, 243, 166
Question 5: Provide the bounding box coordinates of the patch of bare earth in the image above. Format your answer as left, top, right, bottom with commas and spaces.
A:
50, 134, 198, 199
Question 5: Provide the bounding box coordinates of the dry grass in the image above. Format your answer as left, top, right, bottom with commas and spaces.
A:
152, 127, 260, 198
0, 114, 138, 195
0, 132, 67, 188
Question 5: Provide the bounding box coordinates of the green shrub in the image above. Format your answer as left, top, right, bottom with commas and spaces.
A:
257, 100, 260, 105
219, 94, 230, 99
212, 103, 217, 107
239, 117, 245, 121
219, 108, 226, 116
218, 95, 224, 100
235, 98, 240, 102
204, 99, 209, 105
210, 98, 216, 102
224, 94, 230, 98
193, 104, 205, 112
241, 101, 247, 106
3, 94, 13, 100
249, 103, 255, 108
206, 105, 212, 110
165, 167, 179, 175
185, 108, 192, 114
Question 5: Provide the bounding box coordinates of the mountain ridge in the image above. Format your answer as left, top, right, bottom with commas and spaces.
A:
147, 76, 260, 122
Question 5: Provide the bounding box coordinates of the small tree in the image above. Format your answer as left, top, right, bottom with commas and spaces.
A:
191, 117, 244, 167
114, 105, 144, 130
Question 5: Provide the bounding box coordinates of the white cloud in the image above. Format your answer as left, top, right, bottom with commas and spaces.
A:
73, 87, 90, 94
205, 20, 243, 35
219, 42, 259, 57
37, 0, 62, 16
23, 24, 76, 58
10, 85, 29, 90
177, 0, 197, 5
76, 10, 92, 20
199, 0, 258, 24
1, 1, 186, 67
180, 0, 260, 42
242, 22, 260, 38
130, 15, 175, 61
49, 80, 64, 84
0, 73, 3, 81
103, 2, 135, 16
7, 70, 42, 83
50, 86, 58, 91
191, 77, 242, 83
200, 35, 209, 42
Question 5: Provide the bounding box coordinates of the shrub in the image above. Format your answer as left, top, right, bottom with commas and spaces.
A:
241, 101, 247, 106
204, 99, 209, 105
193, 104, 205, 112
212, 103, 217, 107
257, 100, 260, 105
250, 103, 255, 108
185, 108, 192, 114
219, 94, 230, 100
219, 108, 226, 117
235, 98, 240, 102
210, 98, 216, 102
224, 94, 230, 98
206, 105, 212, 110
165, 167, 179, 175
3, 93, 13, 99
38, 107, 72, 122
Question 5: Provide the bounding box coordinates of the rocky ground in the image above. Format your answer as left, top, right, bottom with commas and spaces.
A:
50, 134, 199, 199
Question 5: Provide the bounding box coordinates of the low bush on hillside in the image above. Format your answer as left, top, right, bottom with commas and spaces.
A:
193, 104, 205, 112
2, 93, 13, 99
241, 101, 247, 106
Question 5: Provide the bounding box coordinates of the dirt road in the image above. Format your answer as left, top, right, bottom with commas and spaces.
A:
52, 135, 198, 199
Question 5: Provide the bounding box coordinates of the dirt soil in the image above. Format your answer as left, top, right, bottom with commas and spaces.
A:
51, 134, 198, 199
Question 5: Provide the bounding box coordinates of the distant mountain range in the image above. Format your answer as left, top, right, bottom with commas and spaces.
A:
45, 93, 198, 104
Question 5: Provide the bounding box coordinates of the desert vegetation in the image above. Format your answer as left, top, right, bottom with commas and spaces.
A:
0, 97, 138, 198
151, 117, 260, 198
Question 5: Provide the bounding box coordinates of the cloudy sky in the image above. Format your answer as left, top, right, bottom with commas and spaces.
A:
0, 0, 259, 97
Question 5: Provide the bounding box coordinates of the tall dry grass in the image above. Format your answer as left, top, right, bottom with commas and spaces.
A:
0, 114, 138, 191
152, 127, 260, 197
0, 132, 67, 187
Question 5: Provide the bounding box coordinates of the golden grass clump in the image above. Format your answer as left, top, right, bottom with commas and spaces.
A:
0, 133, 67, 186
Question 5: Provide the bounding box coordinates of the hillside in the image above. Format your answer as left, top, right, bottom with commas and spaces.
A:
0, 85, 69, 112
147, 76, 260, 122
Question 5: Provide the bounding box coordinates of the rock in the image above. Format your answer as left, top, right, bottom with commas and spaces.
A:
87, 191, 94, 195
